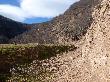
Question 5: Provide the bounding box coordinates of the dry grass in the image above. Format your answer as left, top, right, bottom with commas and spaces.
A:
0, 43, 76, 81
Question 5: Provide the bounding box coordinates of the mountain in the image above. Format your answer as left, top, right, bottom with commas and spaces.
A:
0, 15, 31, 43
0, 0, 110, 81
8, 0, 110, 81
9, 0, 95, 44
50, 0, 110, 81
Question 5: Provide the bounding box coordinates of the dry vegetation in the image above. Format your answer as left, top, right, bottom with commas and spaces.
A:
0, 44, 76, 81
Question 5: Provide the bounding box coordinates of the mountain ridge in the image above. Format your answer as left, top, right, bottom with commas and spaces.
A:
9, 0, 98, 44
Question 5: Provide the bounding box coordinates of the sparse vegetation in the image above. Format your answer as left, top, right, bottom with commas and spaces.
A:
0, 44, 76, 81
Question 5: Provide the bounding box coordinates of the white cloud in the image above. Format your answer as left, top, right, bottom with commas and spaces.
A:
0, 0, 79, 22
0, 4, 28, 21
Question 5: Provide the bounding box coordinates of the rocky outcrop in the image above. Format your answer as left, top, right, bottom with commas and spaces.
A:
47, 0, 110, 81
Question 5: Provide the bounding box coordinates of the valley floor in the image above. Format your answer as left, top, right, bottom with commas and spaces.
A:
0, 43, 76, 82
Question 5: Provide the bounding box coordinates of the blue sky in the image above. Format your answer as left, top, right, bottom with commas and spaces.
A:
24, 17, 51, 24
0, 0, 79, 24
0, 0, 19, 6
0, 0, 51, 23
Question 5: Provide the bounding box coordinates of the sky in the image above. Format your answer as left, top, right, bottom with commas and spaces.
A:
0, 0, 79, 24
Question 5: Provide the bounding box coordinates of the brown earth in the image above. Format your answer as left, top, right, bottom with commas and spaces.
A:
49, 0, 110, 81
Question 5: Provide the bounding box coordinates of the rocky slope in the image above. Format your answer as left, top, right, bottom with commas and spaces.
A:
1, 0, 110, 82
48, 0, 110, 81
9, 0, 95, 44
7, 0, 110, 82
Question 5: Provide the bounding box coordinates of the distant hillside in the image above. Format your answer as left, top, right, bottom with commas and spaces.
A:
9, 0, 95, 44
0, 0, 102, 44
1, 0, 97, 44
0, 15, 31, 43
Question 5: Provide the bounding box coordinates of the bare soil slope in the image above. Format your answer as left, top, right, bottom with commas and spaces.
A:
49, 0, 110, 81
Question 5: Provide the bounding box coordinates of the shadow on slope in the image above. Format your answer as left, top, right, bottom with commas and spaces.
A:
0, 15, 32, 44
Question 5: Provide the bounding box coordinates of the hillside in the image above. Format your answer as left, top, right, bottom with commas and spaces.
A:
2, 0, 99, 44
0, 0, 110, 82
0, 15, 31, 43
9, 0, 95, 44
